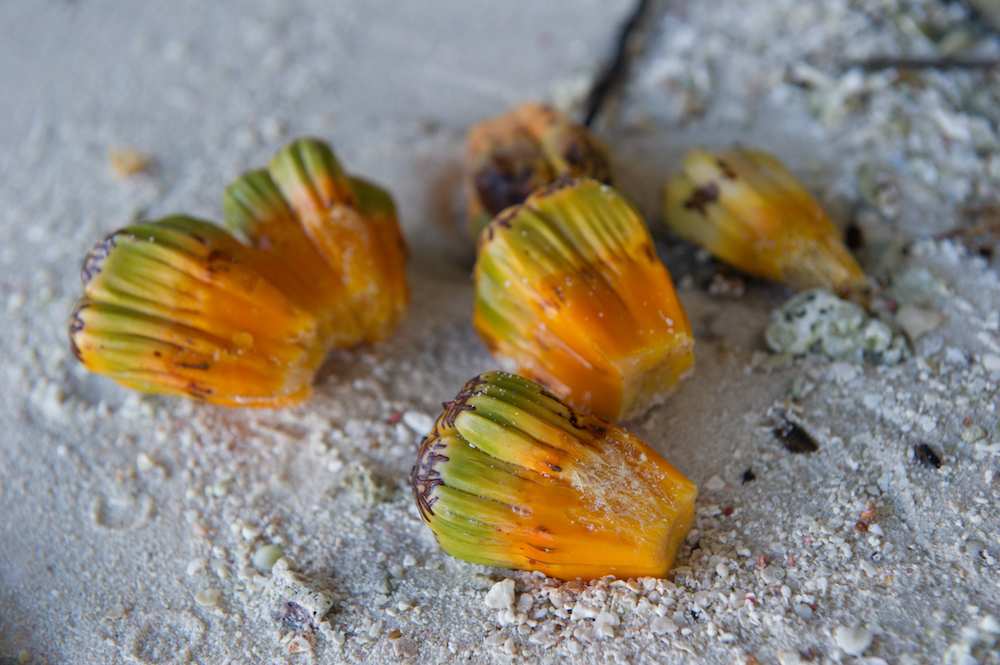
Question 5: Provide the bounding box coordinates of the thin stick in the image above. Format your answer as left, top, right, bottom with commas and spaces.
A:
856, 57, 1000, 72
583, 0, 654, 127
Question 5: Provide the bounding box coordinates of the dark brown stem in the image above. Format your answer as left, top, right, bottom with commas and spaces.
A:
583, 0, 654, 127
856, 57, 1000, 72
932, 221, 1000, 241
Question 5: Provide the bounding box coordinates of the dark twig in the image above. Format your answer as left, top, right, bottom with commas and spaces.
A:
933, 221, 1000, 241
583, 0, 654, 127
933, 203, 1000, 242
856, 56, 1000, 72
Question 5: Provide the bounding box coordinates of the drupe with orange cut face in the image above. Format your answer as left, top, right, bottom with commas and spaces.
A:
473, 178, 694, 422
411, 371, 698, 581
70, 138, 408, 407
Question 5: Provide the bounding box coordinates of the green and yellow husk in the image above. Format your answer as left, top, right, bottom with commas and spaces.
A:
465, 103, 612, 238
473, 178, 694, 422
70, 138, 408, 407
411, 371, 698, 581
663, 147, 867, 299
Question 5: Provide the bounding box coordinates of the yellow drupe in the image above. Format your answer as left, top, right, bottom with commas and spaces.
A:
663, 147, 868, 299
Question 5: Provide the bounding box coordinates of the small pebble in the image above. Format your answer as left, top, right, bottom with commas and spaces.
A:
136, 453, 156, 473
285, 635, 312, 654
705, 475, 726, 491
252, 544, 284, 572
186, 557, 207, 577
570, 602, 599, 621
403, 411, 435, 437
209, 476, 232, 498
595, 622, 615, 639
834, 624, 874, 656
965, 540, 987, 557
777, 650, 803, 665
961, 426, 986, 443
760, 565, 786, 584
829, 361, 861, 383
650, 616, 678, 635
264, 559, 336, 628
790, 376, 815, 400
793, 603, 814, 620
895, 305, 943, 341
241, 524, 262, 540
392, 636, 419, 658
596, 609, 620, 628
485, 579, 516, 609
194, 587, 221, 607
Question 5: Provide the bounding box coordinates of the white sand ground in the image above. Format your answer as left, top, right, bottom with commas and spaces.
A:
2, 1, 1000, 664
